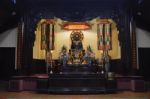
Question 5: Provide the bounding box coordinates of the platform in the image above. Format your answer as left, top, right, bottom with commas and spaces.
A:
36, 73, 117, 93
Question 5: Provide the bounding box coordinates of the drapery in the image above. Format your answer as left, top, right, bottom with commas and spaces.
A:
104, 23, 111, 50
41, 22, 55, 51
33, 20, 55, 60
97, 23, 111, 50
97, 24, 104, 50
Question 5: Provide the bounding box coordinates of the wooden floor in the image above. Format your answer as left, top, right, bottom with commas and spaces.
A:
0, 91, 149, 99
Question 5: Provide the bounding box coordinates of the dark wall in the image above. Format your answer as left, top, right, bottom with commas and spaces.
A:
0, 48, 15, 80
32, 59, 46, 74
138, 48, 150, 81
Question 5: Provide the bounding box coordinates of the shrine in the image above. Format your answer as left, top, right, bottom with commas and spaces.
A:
31, 18, 120, 93
6, 0, 141, 94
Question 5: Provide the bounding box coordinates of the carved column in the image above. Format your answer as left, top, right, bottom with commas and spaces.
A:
131, 19, 138, 72
16, 22, 23, 70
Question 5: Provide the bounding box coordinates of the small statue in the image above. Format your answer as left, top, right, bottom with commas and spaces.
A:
83, 45, 95, 65
59, 45, 69, 66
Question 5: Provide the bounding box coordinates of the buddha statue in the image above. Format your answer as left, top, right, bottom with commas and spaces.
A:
71, 33, 83, 50
69, 31, 84, 64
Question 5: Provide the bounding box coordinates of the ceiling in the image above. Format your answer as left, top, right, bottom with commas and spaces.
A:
134, 0, 150, 31
0, 0, 150, 34
0, 0, 19, 33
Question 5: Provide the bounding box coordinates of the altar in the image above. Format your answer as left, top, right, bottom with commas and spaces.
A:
31, 18, 119, 93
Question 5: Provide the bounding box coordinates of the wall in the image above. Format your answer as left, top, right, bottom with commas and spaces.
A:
136, 27, 150, 48
136, 27, 150, 80
0, 28, 17, 47
33, 18, 121, 60
0, 28, 17, 78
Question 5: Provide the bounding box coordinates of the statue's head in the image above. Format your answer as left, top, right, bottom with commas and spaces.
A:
71, 31, 84, 42
73, 34, 80, 41
61, 45, 67, 52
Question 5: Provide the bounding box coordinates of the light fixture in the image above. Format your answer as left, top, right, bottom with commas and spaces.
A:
62, 22, 91, 30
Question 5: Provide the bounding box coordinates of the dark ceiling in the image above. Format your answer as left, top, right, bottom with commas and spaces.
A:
0, 0, 19, 33
134, 0, 150, 31
0, 0, 150, 34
